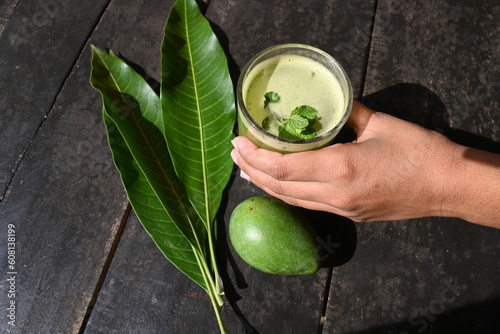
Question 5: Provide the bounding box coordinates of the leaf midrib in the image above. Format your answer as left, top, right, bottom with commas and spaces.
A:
184, 1, 211, 226
98, 51, 205, 256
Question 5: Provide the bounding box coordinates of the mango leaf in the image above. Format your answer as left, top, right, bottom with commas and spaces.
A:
161, 0, 236, 227
89, 1, 234, 332
90, 46, 209, 288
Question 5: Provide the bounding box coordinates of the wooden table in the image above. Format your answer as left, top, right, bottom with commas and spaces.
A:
1, 0, 499, 333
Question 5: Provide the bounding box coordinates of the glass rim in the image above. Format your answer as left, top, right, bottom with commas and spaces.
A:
237, 43, 353, 145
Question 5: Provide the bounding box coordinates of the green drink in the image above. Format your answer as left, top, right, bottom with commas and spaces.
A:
237, 44, 352, 153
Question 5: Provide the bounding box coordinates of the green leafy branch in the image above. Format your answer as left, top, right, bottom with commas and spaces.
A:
89, 0, 235, 332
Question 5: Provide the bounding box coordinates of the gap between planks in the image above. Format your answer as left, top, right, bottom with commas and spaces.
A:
317, 1, 379, 332
358, 0, 379, 98
78, 202, 132, 334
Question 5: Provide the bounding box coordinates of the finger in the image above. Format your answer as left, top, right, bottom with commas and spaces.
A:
346, 99, 374, 135
247, 180, 349, 218
231, 136, 339, 183
265, 190, 337, 213
232, 144, 344, 208
250, 175, 336, 208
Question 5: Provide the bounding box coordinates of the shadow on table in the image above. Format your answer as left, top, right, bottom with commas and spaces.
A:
361, 83, 500, 155
352, 296, 500, 334
300, 210, 358, 268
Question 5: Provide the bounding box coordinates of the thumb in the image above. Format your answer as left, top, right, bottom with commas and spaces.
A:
346, 99, 374, 136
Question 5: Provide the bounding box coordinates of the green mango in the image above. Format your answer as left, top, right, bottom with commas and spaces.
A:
229, 196, 320, 275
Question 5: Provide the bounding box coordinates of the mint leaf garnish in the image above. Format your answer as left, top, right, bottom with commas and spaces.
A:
279, 105, 318, 140
291, 105, 317, 126
278, 123, 300, 139
262, 91, 318, 140
262, 117, 270, 130
264, 91, 280, 107
297, 127, 317, 140
282, 114, 309, 129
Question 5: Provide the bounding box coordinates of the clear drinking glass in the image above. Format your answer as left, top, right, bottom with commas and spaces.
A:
237, 44, 353, 153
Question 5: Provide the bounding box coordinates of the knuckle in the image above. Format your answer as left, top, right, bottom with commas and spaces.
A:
267, 178, 286, 196
334, 195, 359, 212
334, 153, 357, 181
271, 156, 292, 181
334, 196, 371, 223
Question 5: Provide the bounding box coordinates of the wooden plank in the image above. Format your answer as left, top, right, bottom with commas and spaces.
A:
0, 52, 129, 328
0, 0, 110, 198
206, 0, 377, 330
207, 0, 377, 98
0, 1, 138, 333
323, 1, 500, 333
83, 0, 377, 333
84, 211, 224, 333
210, 0, 376, 332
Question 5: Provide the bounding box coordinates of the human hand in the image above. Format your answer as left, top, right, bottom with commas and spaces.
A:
231, 100, 467, 223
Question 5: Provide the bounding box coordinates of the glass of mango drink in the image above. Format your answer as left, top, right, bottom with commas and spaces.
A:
237, 44, 353, 153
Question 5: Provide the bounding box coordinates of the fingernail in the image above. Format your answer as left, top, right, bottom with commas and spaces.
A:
240, 170, 250, 181
231, 138, 238, 148
230, 150, 238, 165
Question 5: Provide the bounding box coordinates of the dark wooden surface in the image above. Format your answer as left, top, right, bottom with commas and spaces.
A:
0, 1, 498, 333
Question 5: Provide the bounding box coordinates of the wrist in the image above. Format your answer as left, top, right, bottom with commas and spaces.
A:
434, 143, 469, 219
438, 143, 500, 228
